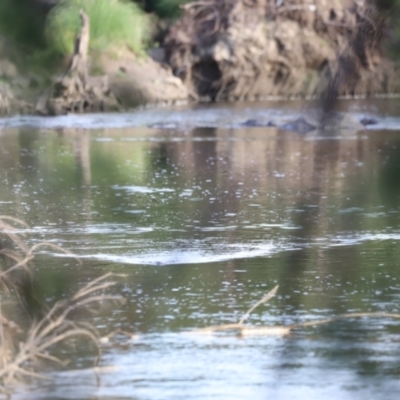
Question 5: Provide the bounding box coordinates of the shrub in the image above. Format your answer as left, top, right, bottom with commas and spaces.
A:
0, 0, 47, 49
45, 0, 149, 56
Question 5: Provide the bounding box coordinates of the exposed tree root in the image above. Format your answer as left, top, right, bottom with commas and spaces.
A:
164, 0, 400, 101
43, 11, 120, 115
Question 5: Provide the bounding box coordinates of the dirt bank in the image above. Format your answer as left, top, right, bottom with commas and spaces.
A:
0, 47, 188, 115
164, 0, 400, 102
2, 0, 400, 116
100, 51, 189, 109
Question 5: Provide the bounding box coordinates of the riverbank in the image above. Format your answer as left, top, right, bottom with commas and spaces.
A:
1, 0, 400, 116
164, 0, 400, 102
0, 43, 190, 116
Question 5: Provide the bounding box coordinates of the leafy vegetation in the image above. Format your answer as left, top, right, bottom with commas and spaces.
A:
0, 0, 47, 49
46, 0, 150, 56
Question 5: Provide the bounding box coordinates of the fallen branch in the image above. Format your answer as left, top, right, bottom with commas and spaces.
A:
189, 285, 279, 334
189, 285, 400, 337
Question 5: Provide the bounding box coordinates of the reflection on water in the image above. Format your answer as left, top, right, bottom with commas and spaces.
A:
2, 102, 400, 399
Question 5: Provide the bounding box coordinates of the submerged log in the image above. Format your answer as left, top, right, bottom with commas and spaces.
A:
45, 11, 120, 115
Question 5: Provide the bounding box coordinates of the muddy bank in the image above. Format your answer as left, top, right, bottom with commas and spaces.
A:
164, 0, 400, 101
0, 35, 189, 116
35, 11, 188, 115
0, 53, 189, 116
2, 0, 400, 116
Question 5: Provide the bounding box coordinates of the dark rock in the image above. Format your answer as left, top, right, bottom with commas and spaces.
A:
148, 122, 179, 129
360, 117, 378, 126
241, 119, 277, 127
279, 117, 316, 134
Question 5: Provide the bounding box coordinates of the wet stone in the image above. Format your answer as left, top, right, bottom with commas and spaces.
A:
241, 119, 277, 128
279, 117, 317, 134
360, 117, 378, 126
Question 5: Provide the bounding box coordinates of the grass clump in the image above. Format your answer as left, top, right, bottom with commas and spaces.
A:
0, 216, 127, 396
0, 0, 47, 49
46, 0, 149, 56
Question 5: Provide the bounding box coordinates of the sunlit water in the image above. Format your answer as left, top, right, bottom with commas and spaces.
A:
2, 99, 400, 399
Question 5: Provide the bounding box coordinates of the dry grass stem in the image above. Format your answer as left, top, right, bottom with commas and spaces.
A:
26, 242, 83, 265
238, 285, 279, 325
0, 273, 124, 387
0, 216, 30, 229
0, 216, 128, 394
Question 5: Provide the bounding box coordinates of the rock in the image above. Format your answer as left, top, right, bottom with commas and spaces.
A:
241, 119, 276, 127
279, 117, 317, 134
148, 122, 181, 129
360, 117, 378, 126
239, 117, 317, 133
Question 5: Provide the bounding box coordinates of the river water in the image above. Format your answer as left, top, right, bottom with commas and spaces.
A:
2, 99, 400, 399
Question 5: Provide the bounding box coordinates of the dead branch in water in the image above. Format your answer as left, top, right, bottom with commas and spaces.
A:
238, 284, 279, 325
189, 285, 400, 337
190, 284, 279, 334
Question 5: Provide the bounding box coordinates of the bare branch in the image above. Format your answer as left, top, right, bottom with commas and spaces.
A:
238, 285, 279, 325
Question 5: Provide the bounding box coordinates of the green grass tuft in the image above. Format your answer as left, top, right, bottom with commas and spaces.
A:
46, 0, 149, 56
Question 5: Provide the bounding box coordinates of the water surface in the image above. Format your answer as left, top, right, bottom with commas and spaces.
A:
2, 100, 400, 399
